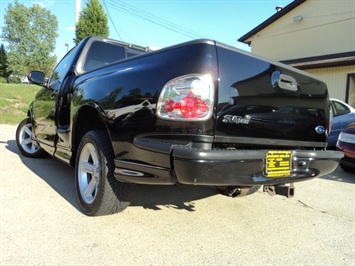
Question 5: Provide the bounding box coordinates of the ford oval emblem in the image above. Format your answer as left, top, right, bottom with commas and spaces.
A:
315, 126, 325, 134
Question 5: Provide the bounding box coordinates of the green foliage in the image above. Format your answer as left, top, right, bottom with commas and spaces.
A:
0, 83, 41, 124
74, 0, 109, 44
0, 77, 8, 83
0, 44, 11, 79
9, 76, 21, 84
1, 0, 58, 77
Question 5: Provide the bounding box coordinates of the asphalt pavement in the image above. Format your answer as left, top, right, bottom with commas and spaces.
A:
1, 124, 354, 265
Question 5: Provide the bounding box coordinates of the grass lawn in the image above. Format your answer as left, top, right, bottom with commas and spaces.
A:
0, 83, 41, 125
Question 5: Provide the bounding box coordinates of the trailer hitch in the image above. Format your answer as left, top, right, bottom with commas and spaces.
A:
263, 184, 295, 198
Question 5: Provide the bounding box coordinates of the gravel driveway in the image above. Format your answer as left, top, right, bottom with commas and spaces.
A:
1, 124, 354, 265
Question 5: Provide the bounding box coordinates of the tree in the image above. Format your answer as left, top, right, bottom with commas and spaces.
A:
74, 0, 109, 45
1, 0, 58, 77
0, 44, 11, 80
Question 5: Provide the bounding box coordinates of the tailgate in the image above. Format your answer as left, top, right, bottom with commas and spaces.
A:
215, 43, 329, 147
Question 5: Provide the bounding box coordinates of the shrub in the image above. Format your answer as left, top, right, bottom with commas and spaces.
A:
9, 76, 21, 83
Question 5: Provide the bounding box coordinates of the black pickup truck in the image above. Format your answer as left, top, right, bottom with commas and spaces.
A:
16, 36, 343, 216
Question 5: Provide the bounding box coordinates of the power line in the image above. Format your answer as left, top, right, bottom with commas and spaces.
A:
105, 0, 207, 40
103, 0, 122, 40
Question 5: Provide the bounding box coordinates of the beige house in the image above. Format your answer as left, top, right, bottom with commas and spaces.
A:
238, 0, 355, 107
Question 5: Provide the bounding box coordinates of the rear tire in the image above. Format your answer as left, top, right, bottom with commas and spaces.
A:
75, 130, 132, 216
16, 118, 45, 158
218, 186, 261, 197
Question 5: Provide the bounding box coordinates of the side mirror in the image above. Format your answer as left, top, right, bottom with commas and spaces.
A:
27, 71, 46, 85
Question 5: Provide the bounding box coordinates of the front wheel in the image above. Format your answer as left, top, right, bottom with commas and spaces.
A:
75, 130, 132, 216
16, 118, 45, 158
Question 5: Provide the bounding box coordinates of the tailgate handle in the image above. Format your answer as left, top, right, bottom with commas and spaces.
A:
272, 71, 299, 93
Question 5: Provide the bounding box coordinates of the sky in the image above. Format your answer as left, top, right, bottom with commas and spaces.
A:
0, 0, 293, 62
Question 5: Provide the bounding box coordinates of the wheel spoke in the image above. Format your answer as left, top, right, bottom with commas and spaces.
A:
80, 161, 94, 174
88, 145, 98, 165
21, 137, 32, 145
31, 143, 37, 152
24, 126, 32, 137
83, 177, 98, 198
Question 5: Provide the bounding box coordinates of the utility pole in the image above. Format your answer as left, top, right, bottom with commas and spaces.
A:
76, 0, 81, 23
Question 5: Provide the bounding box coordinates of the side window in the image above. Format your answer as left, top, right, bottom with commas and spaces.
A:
83, 41, 126, 72
332, 101, 350, 116
127, 48, 143, 58
48, 47, 76, 89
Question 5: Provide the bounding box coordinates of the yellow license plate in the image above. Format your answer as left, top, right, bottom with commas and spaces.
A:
265, 151, 292, 178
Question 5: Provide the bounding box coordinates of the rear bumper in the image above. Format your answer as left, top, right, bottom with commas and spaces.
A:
171, 148, 343, 186
126, 137, 343, 186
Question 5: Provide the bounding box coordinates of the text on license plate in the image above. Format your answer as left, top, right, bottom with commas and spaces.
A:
265, 151, 292, 178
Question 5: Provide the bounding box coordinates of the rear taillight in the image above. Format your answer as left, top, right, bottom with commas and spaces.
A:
157, 74, 214, 121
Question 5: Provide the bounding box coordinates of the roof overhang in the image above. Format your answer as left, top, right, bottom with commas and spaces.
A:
238, 0, 307, 44
281, 51, 355, 69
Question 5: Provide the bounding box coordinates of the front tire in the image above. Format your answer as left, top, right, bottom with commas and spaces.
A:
16, 118, 45, 158
75, 130, 132, 216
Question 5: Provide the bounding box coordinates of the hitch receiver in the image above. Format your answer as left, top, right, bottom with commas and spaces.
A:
263, 184, 294, 198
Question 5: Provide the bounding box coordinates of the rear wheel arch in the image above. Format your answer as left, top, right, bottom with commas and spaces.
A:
71, 105, 110, 165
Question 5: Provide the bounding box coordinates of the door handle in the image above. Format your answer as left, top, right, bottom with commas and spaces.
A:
272, 71, 299, 93
278, 74, 298, 92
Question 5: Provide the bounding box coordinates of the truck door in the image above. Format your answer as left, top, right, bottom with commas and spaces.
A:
32, 49, 76, 155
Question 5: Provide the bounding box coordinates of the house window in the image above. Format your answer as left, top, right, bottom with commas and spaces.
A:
346, 74, 355, 107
